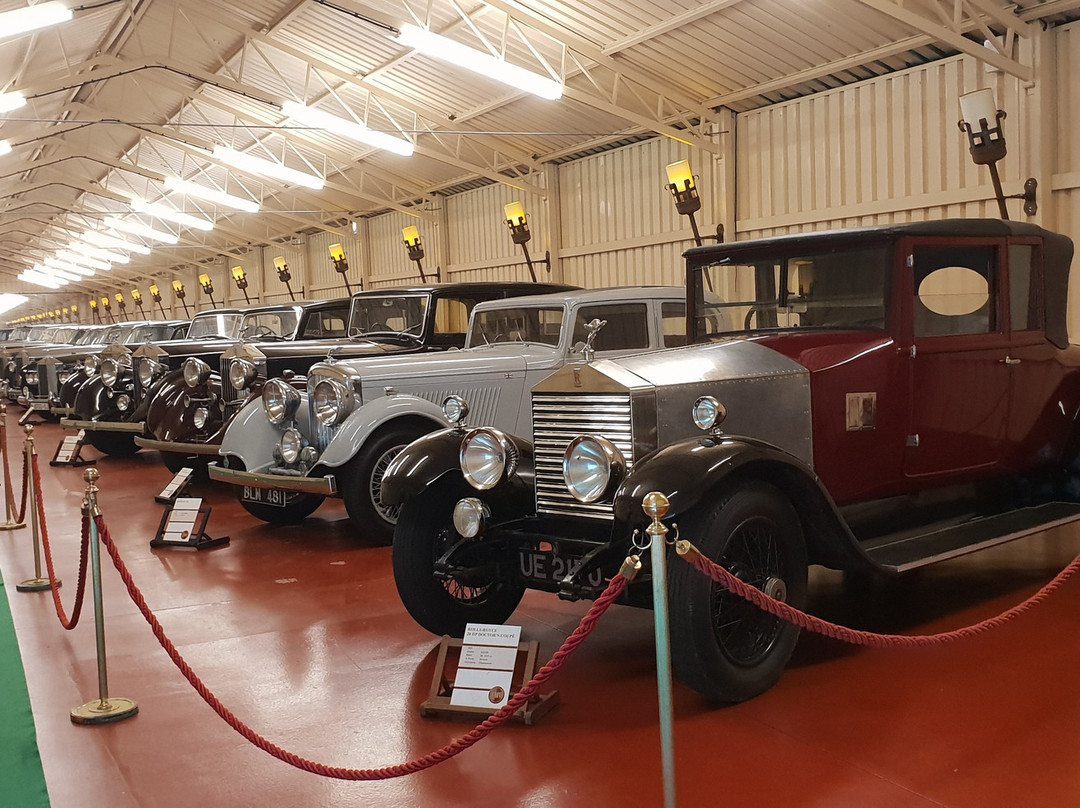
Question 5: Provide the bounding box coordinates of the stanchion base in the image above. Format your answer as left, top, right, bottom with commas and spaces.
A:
16, 577, 59, 592
71, 697, 139, 725
0, 520, 26, 531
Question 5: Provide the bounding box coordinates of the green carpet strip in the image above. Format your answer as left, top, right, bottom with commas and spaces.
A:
0, 571, 50, 808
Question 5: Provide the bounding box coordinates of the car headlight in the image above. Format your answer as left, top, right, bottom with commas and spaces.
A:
563, 435, 626, 504
25, 370, 38, 385
183, 357, 211, 388
193, 407, 208, 429
263, 378, 300, 424
280, 428, 303, 464
138, 358, 163, 387
442, 395, 469, 425
460, 428, 515, 491
57, 370, 71, 384
453, 498, 488, 538
116, 394, 131, 412
5, 361, 14, 373
692, 396, 727, 431
228, 359, 257, 391
83, 355, 99, 375
101, 359, 120, 388
312, 379, 351, 427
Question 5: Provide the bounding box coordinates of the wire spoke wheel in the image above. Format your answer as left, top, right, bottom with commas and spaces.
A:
368, 444, 405, 524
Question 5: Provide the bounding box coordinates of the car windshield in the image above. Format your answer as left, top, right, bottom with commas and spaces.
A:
466, 306, 565, 347
74, 329, 103, 345
693, 245, 890, 338
348, 294, 429, 338
127, 324, 179, 343
187, 313, 242, 340
98, 325, 124, 344
238, 309, 300, 340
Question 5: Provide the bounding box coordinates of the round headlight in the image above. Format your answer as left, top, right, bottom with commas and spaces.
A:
442, 395, 470, 425
193, 406, 208, 429
280, 428, 303, 464
57, 370, 71, 384
563, 435, 626, 504
101, 358, 120, 388
183, 357, 211, 388
116, 394, 131, 412
453, 498, 487, 539
84, 355, 100, 374
692, 396, 727, 431
138, 358, 162, 387
263, 378, 300, 425
228, 359, 256, 391
312, 379, 351, 427
5, 360, 14, 373
460, 428, 514, 491
25, 370, 38, 385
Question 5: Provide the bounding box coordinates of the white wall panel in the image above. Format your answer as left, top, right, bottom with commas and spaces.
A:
305, 229, 365, 299
258, 240, 308, 305
367, 211, 444, 289
1058, 24, 1080, 176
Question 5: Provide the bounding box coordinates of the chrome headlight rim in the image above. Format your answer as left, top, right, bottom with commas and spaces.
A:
312, 378, 352, 427
83, 355, 100, 375
116, 393, 132, 412
25, 369, 38, 386
183, 357, 211, 388
4, 360, 14, 373
453, 497, 488, 539
193, 406, 209, 430
228, 358, 257, 392
692, 395, 727, 432
562, 435, 626, 504
263, 378, 301, 425
460, 427, 515, 491
101, 358, 120, 388
280, 427, 303, 465
442, 395, 469, 425
138, 357, 164, 387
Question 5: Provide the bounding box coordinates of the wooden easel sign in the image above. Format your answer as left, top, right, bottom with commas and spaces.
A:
150, 496, 229, 551
155, 467, 193, 504
51, 430, 91, 467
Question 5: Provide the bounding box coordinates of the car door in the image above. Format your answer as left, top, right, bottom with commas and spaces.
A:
903, 238, 1011, 478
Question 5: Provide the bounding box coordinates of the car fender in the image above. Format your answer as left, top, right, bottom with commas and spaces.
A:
73, 376, 115, 421
218, 397, 286, 470
314, 394, 449, 469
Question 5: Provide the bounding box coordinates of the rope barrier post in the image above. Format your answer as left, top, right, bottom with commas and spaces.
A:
71, 468, 139, 725
0, 402, 26, 531
642, 492, 678, 808
16, 426, 56, 592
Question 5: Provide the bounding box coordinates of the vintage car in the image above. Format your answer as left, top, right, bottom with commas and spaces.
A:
2, 324, 89, 397
209, 286, 686, 543
62, 301, 349, 458
380, 219, 1080, 703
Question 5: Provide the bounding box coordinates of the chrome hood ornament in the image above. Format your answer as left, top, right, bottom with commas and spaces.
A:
581, 318, 607, 363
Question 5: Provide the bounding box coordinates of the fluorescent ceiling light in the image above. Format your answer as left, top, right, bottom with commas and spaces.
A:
68, 241, 130, 264
0, 293, 28, 315
20, 271, 64, 289
56, 250, 110, 271
104, 216, 179, 244
80, 229, 152, 255
163, 177, 260, 213
0, 1, 73, 40
34, 264, 82, 282
396, 24, 563, 100
129, 198, 214, 231
0, 140, 11, 157
212, 146, 325, 190
281, 101, 414, 157
44, 257, 94, 276
0, 92, 27, 114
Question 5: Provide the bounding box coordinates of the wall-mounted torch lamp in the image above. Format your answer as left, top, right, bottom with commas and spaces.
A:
232, 265, 251, 304
504, 201, 550, 283
274, 256, 296, 301
401, 226, 432, 282
71, 304, 78, 323
665, 160, 703, 246
115, 292, 126, 320
88, 299, 97, 322
199, 273, 217, 308
173, 280, 190, 318
131, 288, 144, 317
62, 307, 69, 322
958, 89, 1037, 220
329, 243, 354, 294
100, 296, 113, 323
149, 284, 166, 318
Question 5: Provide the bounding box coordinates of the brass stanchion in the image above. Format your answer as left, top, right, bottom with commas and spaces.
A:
16, 426, 57, 592
0, 402, 26, 530
71, 468, 138, 725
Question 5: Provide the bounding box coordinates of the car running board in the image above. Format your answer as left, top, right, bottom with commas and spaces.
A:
862, 501, 1080, 573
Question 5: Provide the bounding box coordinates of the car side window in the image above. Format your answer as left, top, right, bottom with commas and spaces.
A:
301, 311, 347, 339
1008, 244, 1040, 333
434, 298, 476, 337
573, 304, 649, 351
662, 302, 687, 347
913, 245, 998, 337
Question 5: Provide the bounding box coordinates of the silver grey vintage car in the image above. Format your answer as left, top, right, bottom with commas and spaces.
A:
209, 286, 687, 543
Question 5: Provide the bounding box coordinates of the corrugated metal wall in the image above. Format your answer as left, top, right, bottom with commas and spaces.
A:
444, 183, 550, 284
367, 211, 442, 289
1055, 23, 1080, 337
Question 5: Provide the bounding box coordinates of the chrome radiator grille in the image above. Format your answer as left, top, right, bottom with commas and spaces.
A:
220, 357, 237, 405
533, 393, 633, 520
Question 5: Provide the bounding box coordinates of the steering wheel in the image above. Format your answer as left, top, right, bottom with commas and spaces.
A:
368, 321, 388, 331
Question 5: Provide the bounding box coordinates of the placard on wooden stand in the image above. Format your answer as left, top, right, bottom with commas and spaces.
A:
20, 398, 51, 426
421, 634, 559, 725
155, 467, 194, 504
149, 496, 229, 551
50, 430, 92, 467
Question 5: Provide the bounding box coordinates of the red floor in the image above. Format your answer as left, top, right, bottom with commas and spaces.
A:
2, 413, 1080, 807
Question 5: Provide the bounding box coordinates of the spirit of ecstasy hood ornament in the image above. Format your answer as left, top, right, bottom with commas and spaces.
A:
581, 318, 607, 363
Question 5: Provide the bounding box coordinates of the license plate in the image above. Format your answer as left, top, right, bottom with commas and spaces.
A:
518, 549, 605, 588
30, 400, 48, 411
241, 486, 289, 507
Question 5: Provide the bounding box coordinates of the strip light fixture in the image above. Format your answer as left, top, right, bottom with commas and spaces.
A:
129, 198, 214, 231
34, 263, 81, 281
395, 24, 563, 100
163, 177, 260, 213
44, 257, 94, 276
0, 1, 73, 40
0, 92, 26, 114
79, 229, 152, 255
0, 140, 11, 157
19, 270, 65, 289
55, 250, 110, 272
68, 241, 130, 264
281, 101, 414, 157
211, 146, 325, 190
104, 216, 179, 244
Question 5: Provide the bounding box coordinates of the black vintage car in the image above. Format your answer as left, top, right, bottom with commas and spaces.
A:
133, 282, 574, 474
2, 324, 90, 398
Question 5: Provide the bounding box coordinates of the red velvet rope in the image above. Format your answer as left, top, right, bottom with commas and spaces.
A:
680, 544, 1080, 647
1, 425, 28, 523
96, 512, 630, 780
32, 454, 91, 630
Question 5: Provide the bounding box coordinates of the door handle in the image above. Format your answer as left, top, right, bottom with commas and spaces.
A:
1000, 356, 1021, 365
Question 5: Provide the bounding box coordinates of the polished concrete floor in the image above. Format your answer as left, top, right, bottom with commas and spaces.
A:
2, 414, 1080, 807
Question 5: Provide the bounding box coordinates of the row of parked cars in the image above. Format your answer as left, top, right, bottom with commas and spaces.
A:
6, 217, 1080, 702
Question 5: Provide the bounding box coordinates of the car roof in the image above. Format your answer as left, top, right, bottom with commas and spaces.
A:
349, 282, 575, 296
470, 285, 685, 310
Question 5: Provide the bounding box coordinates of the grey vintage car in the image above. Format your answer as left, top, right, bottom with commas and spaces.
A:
209, 286, 687, 543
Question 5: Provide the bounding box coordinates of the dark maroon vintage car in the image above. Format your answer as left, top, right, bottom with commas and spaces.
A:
381, 218, 1080, 702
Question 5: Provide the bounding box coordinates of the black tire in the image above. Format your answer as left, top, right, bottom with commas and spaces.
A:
237, 490, 325, 524
392, 482, 525, 636
85, 430, 140, 457
340, 423, 429, 545
668, 481, 808, 702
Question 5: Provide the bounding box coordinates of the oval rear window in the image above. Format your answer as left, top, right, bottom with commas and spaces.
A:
918, 267, 989, 316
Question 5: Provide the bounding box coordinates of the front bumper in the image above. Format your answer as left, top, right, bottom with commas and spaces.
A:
50, 405, 73, 416
134, 436, 221, 455
207, 462, 338, 495
62, 418, 146, 433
